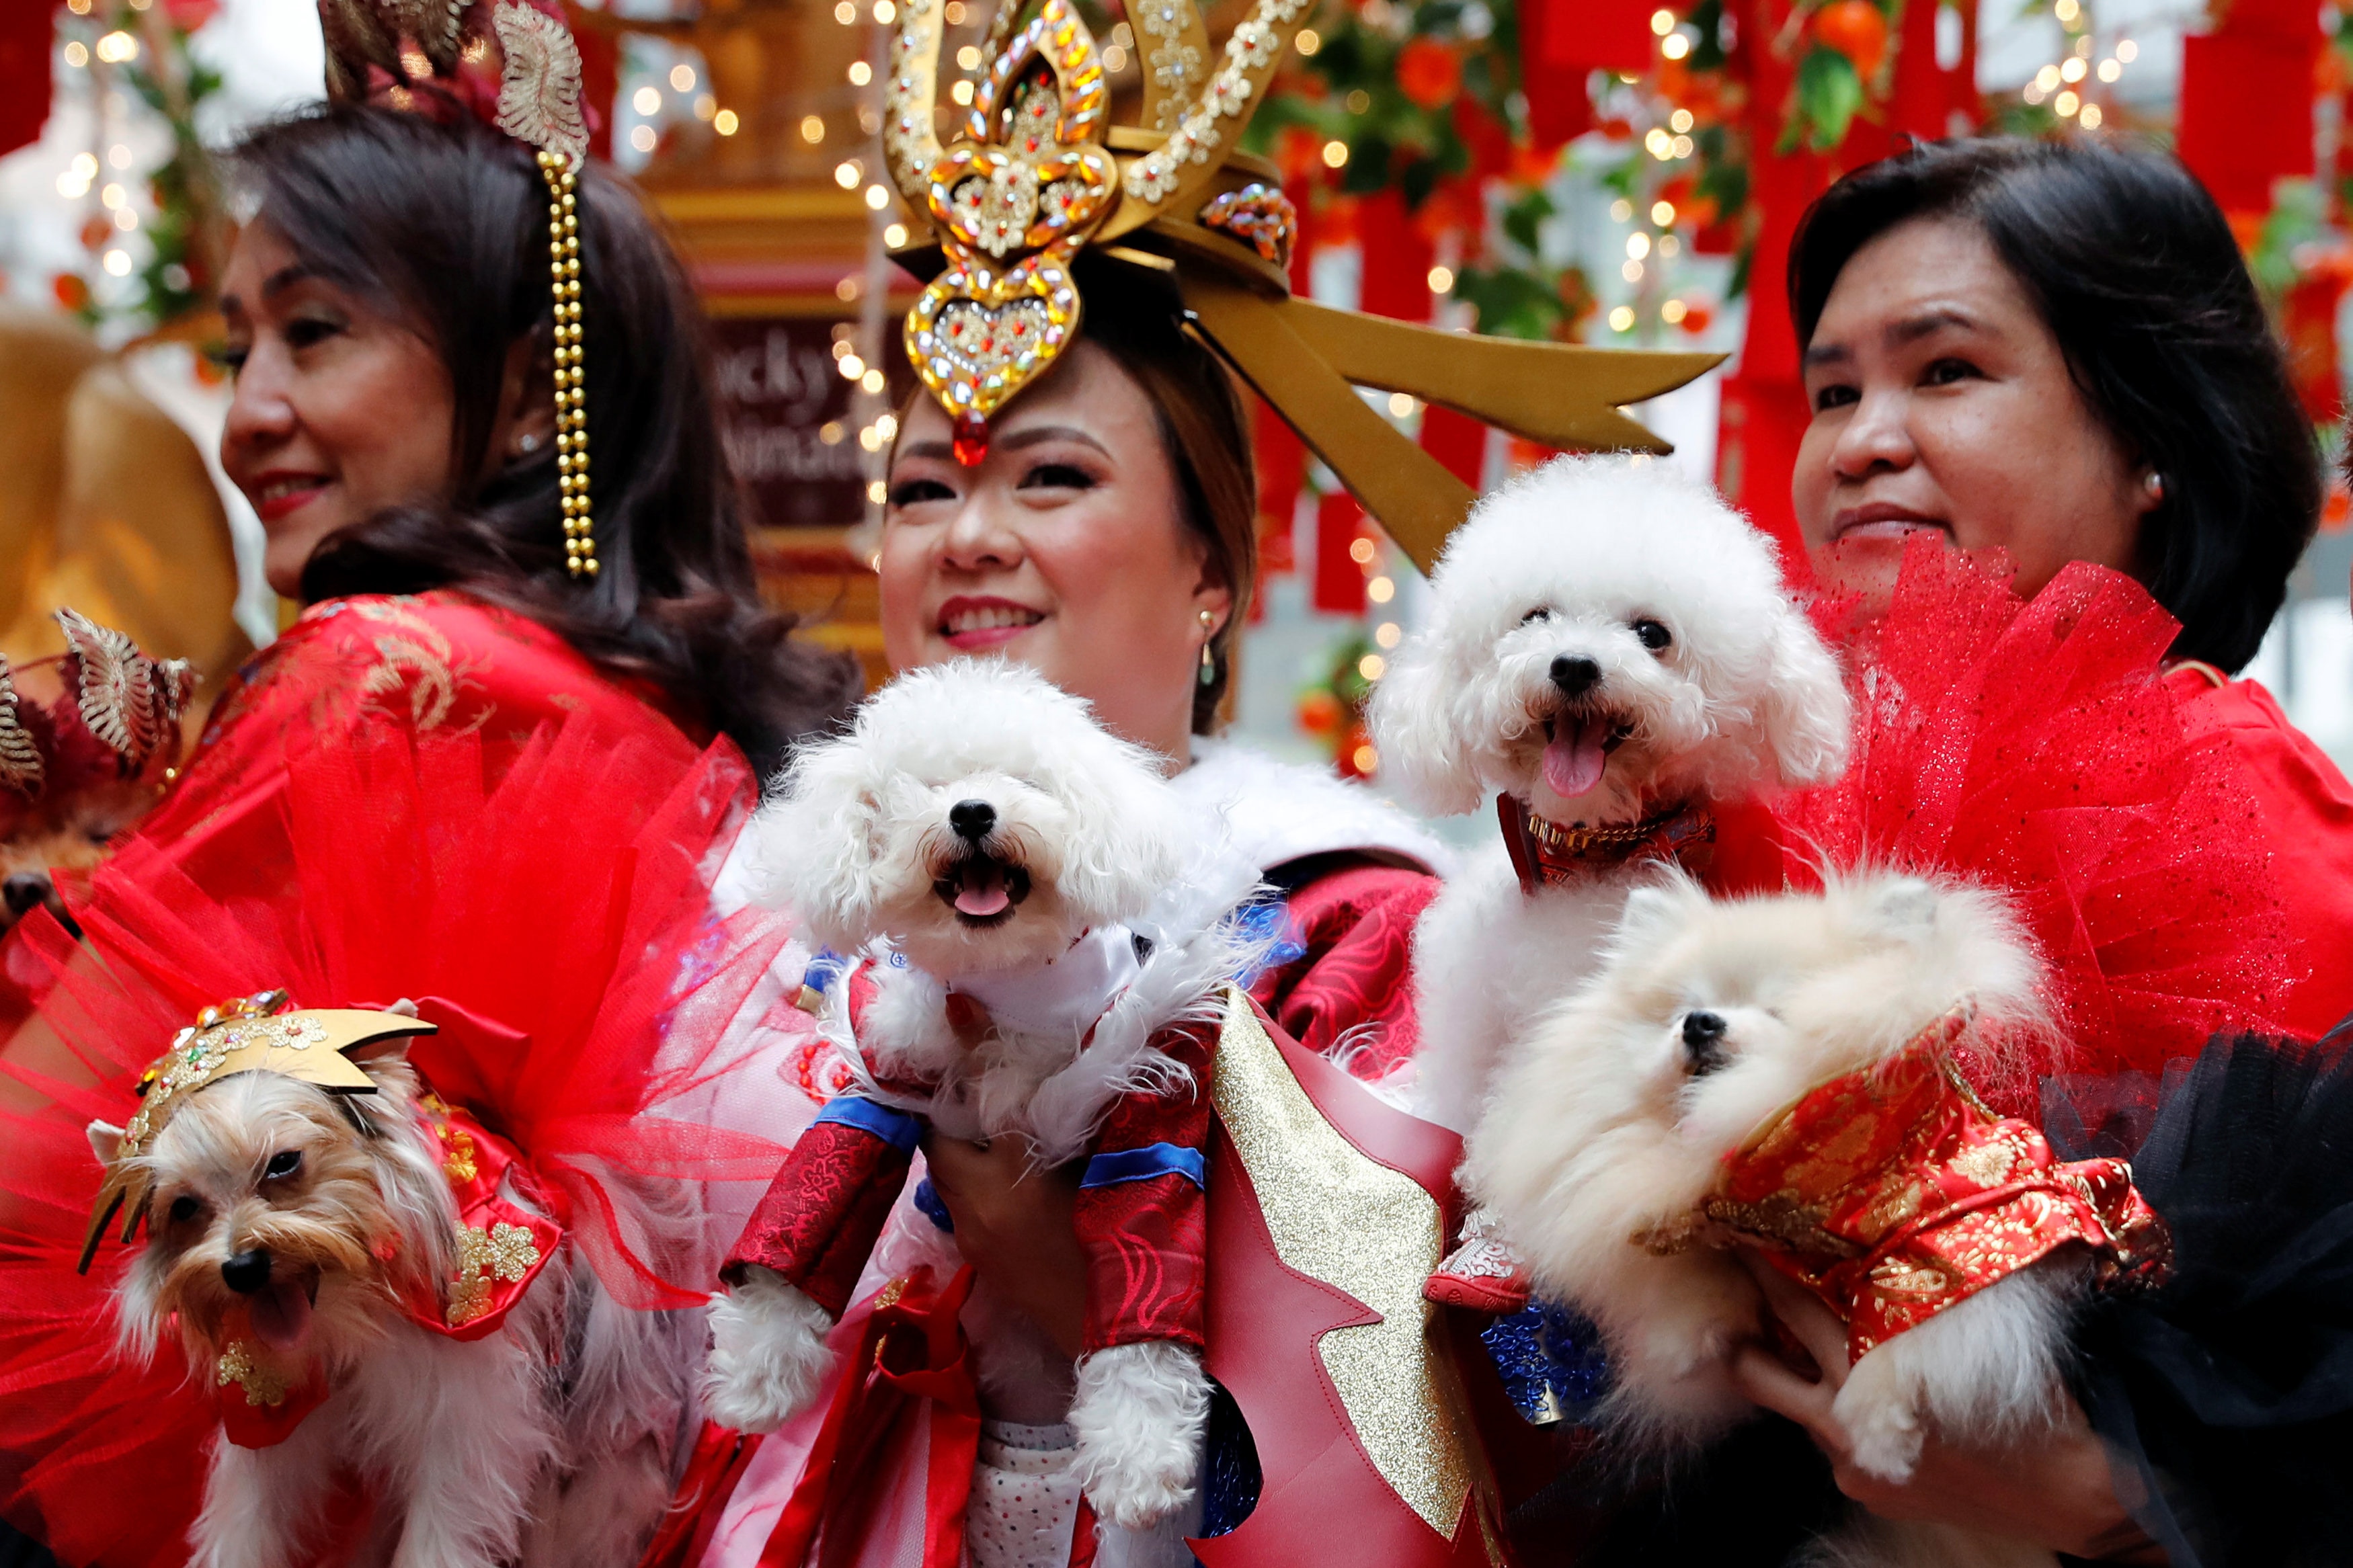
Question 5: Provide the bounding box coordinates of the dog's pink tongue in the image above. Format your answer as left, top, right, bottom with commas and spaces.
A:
1543, 715, 1609, 799
249, 1279, 313, 1354
954, 862, 1010, 917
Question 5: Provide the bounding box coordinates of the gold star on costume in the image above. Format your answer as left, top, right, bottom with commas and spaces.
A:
80, 998, 439, 1273
1209, 989, 1493, 1555
446, 1221, 543, 1328
885, 0, 1720, 572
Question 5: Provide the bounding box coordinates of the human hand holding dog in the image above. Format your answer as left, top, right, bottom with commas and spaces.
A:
1728, 1255, 2165, 1563
921, 1134, 1087, 1359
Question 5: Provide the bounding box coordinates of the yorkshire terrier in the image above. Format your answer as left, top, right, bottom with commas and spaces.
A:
89, 1005, 701, 1568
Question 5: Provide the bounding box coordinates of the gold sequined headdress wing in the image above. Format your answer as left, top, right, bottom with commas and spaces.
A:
79, 992, 438, 1273
315, 0, 600, 579
885, 0, 1720, 573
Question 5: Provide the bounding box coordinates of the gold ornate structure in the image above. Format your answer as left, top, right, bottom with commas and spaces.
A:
883, 0, 1720, 572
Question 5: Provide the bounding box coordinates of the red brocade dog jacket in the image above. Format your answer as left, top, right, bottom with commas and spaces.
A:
726, 964, 1213, 1357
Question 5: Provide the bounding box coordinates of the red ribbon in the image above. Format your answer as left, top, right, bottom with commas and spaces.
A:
758, 1266, 982, 1568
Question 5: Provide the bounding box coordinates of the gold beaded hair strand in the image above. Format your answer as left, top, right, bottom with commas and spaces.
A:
537, 149, 595, 579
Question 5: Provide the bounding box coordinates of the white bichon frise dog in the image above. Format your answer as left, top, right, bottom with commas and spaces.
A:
706, 659, 1258, 1538
1467, 870, 2115, 1568
1372, 454, 1851, 1143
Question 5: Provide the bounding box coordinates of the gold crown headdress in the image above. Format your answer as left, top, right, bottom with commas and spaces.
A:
316, 1, 600, 579
79, 991, 438, 1272
886, 0, 1721, 572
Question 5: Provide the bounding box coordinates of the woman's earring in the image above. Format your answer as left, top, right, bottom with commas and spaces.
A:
518, 431, 541, 454
2143, 469, 2165, 502
1199, 608, 1217, 687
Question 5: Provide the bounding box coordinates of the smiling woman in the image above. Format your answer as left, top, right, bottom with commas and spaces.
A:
1722, 135, 2353, 1565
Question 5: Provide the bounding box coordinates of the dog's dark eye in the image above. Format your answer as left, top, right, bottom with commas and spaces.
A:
1632, 618, 1673, 653
168, 1195, 200, 1225
1521, 607, 1554, 625
263, 1149, 301, 1180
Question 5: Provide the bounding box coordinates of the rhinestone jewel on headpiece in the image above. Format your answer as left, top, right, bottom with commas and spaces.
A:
883, 0, 1726, 571
316, 0, 598, 577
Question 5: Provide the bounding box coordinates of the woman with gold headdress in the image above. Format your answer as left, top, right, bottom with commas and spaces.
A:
643, 3, 1716, 1566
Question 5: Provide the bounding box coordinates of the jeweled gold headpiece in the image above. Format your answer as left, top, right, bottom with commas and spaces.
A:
79, 991, 438, 1272
316, 0, 600, 578
887, 0, 1722, 571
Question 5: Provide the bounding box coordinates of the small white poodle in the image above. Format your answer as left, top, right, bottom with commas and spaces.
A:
1371, 454, 1852, 1145
1467, 870, 2085, 1568
706, 659, 1258, 1540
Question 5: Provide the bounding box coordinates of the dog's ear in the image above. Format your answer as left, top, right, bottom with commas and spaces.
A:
1611, 874, 1704, 956
1367, 635, 1486, 817
1862, 876, 1942, 945
758, 741, 887, 944
1757, 613, 1853, 787
87, 1120, 124, 1167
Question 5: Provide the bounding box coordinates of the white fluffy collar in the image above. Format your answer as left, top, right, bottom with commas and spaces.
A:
1172, 737, 1451, 879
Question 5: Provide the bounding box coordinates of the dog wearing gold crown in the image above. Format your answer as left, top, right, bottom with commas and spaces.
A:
85, 996, 700, 1568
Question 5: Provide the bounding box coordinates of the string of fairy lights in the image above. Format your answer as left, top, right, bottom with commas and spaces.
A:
2020, 0, 2140, 130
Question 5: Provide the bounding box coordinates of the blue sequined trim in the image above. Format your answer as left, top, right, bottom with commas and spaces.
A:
1482, 1299, 1610, 1426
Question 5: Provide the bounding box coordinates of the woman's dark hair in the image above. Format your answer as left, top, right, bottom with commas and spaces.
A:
1062, 257, 1258, 734
1790, 136, 2321, 674
229, 103, 861, 773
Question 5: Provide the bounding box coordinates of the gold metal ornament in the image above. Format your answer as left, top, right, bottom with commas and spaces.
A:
902, 0, 1119, 466
884, 0, 1721, 572
539, 150, 597, 579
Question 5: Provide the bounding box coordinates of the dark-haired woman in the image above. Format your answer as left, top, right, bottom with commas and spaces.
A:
1788, 134, 2353, 1042
1704, 136, 2353, 1566
0, 89, 857, 1568
135, 102, 856, 881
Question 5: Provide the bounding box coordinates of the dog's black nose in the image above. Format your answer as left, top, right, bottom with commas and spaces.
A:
1681, 1010, 1729, 1074
221, 1249, 272, 1295
949, 799, 996, 841
1550, 655, 1601, 698
1, 872, 50, 919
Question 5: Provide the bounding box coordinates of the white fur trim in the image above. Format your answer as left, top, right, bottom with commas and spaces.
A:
1068, 1339, 1210, 1531
1176, 737, 1451, 878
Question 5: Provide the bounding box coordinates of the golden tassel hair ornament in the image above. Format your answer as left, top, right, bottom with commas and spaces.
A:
884, 0, 1724, 572
317, 0, 598, 579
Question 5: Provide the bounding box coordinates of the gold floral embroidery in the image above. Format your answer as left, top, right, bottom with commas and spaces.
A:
215, 1339, 290, 1407
446, 1221, 541, 1327
348, 600, 488, 734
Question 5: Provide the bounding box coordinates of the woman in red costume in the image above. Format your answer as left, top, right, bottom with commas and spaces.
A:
0, 5, 855, 1563
664, 273, 1470, 1568
1537, 138, 2353, 1568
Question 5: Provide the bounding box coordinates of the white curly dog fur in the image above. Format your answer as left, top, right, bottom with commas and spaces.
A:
708, 659, 1255, 1536
1369, 454, 1853, 1137
1467, 869, 2077, 1568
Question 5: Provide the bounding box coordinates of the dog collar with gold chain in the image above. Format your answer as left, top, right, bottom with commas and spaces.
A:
1497, 794, 1717, 897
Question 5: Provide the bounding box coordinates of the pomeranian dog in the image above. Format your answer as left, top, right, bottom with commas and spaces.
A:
89, 1007, 701, 1568
707, 659, 1259, 1536
1370, 455, 1851, 1140
1466, 870, 2110, 1568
